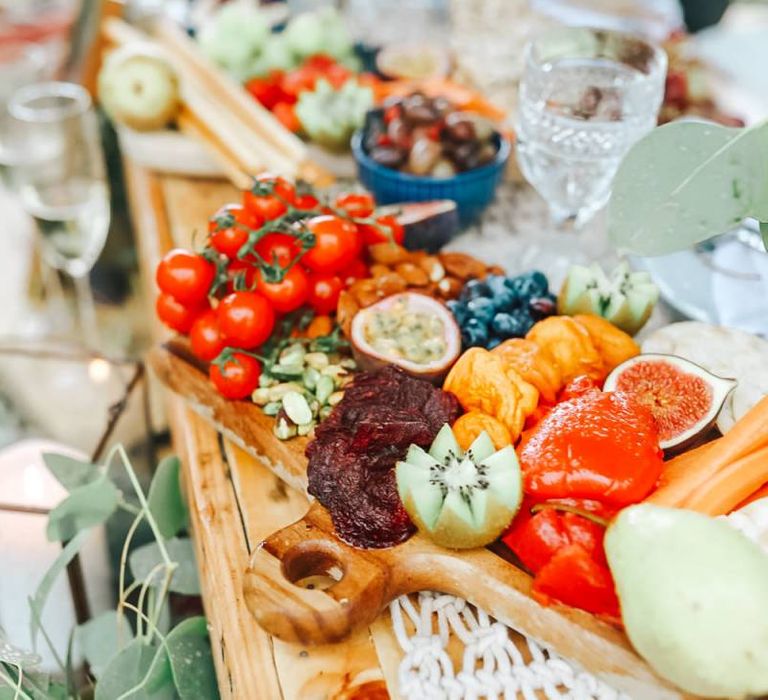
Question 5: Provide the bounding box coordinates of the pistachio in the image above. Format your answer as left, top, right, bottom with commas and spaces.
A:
274, 414, 298, 440
268, 382, 304, 402
328, 391, 345, 407
279, 343, 306, 366
303, 366, 320, 390
282, 391, 313, 426
297, 421, 315, 437
321, 365, 347, 380
340, 358, 357, 370
319, 405, 333, 420
259, 374, 277, 388
270, 363, 304, 379
315, 374, 335, 405
263, 401, 282, 417
304, 352, 329, 370
252, 387, 271, 406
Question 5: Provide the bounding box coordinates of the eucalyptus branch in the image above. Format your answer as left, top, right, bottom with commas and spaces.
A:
147, 568, 175, 640
0, 663, 31, 700
27, 602, 65, 672
135, 562, 172, 641
116, 511, 144, 626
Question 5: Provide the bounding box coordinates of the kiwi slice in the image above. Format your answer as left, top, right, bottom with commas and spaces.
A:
558, 261, 659, 336
396, 424, 522, 549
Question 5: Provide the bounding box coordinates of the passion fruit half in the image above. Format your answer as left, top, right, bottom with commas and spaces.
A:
603, 353, 737, 452
350, 291, 461, 383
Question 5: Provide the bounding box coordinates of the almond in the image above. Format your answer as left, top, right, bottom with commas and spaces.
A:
437, 276, 464, 298
375, 273, 408, 298
395, 262, 429, 286
370, 263, 391, 278
336, 290, 359, 336
439, 252, 488, 280
369, 242, 410, 265
418, 256, 446, 282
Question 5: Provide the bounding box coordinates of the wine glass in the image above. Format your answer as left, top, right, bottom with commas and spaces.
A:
516, 26, 667, 229
8, 82, 110, 349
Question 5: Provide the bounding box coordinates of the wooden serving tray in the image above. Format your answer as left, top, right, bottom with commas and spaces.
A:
149, 342, 689, 698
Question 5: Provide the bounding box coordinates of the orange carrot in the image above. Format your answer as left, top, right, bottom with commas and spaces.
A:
655, 438, 721, 489
646, 395, 768, 508
680, 444, 768, 515
734, 481, 768, 511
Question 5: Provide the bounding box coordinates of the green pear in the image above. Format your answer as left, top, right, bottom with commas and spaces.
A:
605, 504, 768, 697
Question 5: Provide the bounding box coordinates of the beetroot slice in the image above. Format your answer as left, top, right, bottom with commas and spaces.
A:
307, 365, 461, 549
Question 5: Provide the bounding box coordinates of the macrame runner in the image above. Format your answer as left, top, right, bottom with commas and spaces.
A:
389, 592, 628, 700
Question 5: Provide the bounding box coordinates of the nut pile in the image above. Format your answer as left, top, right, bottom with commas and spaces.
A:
252, 343, 355, 440
337, 243, 503, 335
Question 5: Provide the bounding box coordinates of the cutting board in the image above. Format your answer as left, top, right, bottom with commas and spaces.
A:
148, 342, 689, 699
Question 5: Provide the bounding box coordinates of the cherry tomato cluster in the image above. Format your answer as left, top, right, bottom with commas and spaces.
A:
154, 174, 404, 399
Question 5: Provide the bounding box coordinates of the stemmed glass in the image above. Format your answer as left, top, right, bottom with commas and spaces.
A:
8, 82, 110, 348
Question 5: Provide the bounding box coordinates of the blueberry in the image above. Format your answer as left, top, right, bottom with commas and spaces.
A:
487, 336, 503, 350
460, 278, 491, 302
511, 270, 549, 298
529, 295, 557, 320
461, 318, 489, 348
447, 299, 469, 325
491, 312, 527, 339
515, 308, 535, 334
466, 297, 496, 325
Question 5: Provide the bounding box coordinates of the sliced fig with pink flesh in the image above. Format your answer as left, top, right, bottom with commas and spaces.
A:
603, 353, 737, 452
350, 292, 461, 383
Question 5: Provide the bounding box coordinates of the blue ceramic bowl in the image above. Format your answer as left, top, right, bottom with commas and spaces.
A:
351, 129, 510, 226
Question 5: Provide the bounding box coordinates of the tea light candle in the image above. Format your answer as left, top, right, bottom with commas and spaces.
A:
0, 439, 111, 671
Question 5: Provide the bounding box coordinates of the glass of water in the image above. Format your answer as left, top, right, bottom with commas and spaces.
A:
516, 26, 667, 228
8, 82, 110, 348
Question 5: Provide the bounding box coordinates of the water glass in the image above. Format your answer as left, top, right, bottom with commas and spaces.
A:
8, 82, 110, 348
516, 26, 667, 228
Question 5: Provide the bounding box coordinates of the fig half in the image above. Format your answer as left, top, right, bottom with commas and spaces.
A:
350, 292, 461, 383
604, 353, 737, 452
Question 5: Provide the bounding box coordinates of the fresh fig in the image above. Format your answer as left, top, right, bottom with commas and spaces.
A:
378, 200, 458, 253
396, 424, 522, 549
604, 353, 737, 452
350, 292, 461, 383
558, 262, 659, 336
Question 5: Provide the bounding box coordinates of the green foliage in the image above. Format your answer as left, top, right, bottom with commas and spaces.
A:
1, 445, 219, 700
608, 120, 768, 256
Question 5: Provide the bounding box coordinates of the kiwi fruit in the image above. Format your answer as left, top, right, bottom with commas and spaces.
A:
396, 424, 522, 549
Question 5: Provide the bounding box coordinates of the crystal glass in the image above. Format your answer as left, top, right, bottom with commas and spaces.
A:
8, 82, 110, 348
516, 26, 667, 228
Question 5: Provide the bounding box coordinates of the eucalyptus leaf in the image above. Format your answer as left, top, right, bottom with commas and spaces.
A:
129, 538, 200, 596
608, 120, 768, 256
29, 531, 88, 648
42, 453, 100, 492
46, 476, 120, 542
0, 640, 40, 669
166, 617, 219, 700
147, 456, 187, 540
76, 611, 134, 678
94, 639, 174, 700
0, 689, 16, 699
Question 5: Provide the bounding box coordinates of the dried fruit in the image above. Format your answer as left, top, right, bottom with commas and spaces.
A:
573, 314, 640, 376
351, 292, 461, 383
452, 411, 511, 450
491, 338, 562, 404
336, 290, 359, 337
307, 366, 461, 548
525, 316, 604, 383
603, 354, 737, 452
396, 425, 522, 548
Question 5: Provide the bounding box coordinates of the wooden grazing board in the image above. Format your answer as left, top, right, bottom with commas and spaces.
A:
148, 342, 690, 699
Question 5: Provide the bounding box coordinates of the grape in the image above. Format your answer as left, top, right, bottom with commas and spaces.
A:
529, 295, 557, 320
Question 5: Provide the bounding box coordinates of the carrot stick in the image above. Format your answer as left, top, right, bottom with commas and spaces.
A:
734, 482, 768, 511
680, 444, 768, 515
645, 395, 768, 508
656, 438, 721, 489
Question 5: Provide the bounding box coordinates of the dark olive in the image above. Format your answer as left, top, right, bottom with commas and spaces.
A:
451, 141, 481, 171
444, 113, 476, 142
387, 117, 413, 150
402, 103, 438, 124
431, 96, 453, 116
370, 145, 407, 169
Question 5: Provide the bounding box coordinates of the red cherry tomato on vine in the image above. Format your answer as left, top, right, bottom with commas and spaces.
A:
302, 215, 361, 274
217, 291, 275, 349
190, 309, 225, 362
243, 174, 295, 221
292, 192, 320, 211
254, 232, 302, 266
226, 259, 258, 292
156, 249, 215, 306
307, 272, 343, 315
256, 265, 309, 314
155, 293, 206, 334
208, 204, 262, 259
334, 192, 375, 219
209, 353, 262, 399
272, 101, 301, 133
358, 214, 405, 246
339, 258, 369, 286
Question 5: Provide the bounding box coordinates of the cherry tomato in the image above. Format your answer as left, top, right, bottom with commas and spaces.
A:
339, 258, 369, 287
272, 101, 301, 133
302, 215, 362, 274
281, 67, 320, 98
209, 204, 262, 259
334, 192, 375, 219
245, 71, 293, 110
190, 309, 225, 362
254, 232, 301, 266
292, 192, 320, 211
209, 353, 262, 400
226, 259, 258, 292
155, 293, 206, 334
156, 249, 215, 306
257, 265, 309, 314
243, 174, 295, 221
307, 272, 343, 315
325, 63, 352, 89
304, 54, 337, 71
217, 291, 275, 349
358, 214, 405, 246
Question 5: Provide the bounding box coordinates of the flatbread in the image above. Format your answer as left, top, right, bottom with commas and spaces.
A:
642, 322, 768, 433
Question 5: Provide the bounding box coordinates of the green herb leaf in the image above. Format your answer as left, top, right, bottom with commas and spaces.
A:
147, 457, 187, 540
29, 531, 88, 649
46, 476, 120, 542
129, 538, 200, 596
761, 221, 768, 252
608, 120, 768, 256
94, 639, 174, 700
0, 639, 41, 669
42, 453, 100, 492
165, 617, 220, 700
76, 611, 134, 679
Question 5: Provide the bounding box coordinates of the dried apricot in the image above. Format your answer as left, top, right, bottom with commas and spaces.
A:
306, 315, 333, 339
573, 314, 640, 377
526, 316, 603, 383
492, 338, 562, 403
453, 410, 512, 450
